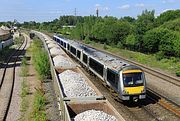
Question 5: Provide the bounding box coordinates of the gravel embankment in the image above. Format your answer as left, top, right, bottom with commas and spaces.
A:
74, 110, 117, 121
58, 70, 96, 97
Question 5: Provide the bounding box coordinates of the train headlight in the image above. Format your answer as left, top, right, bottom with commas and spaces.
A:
141, 88, 145, 93
123, 90, 129, 94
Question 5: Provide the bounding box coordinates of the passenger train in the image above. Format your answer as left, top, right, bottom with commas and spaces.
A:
53, 35, 146, 102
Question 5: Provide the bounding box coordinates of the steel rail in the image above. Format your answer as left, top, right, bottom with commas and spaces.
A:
1, 35, 27, 121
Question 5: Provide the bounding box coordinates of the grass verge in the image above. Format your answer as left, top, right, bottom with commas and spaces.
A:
20, 57, 28, 77
20, 79, 29, 112
30, 38, 50, 80
33, 89, 46, 121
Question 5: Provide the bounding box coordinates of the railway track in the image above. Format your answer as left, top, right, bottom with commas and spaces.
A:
82, 65, 180, 121
0, 35, 27, 121
147, 88, 180, 117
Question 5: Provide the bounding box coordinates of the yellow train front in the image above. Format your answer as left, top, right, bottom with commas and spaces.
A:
118, 66, 146, 102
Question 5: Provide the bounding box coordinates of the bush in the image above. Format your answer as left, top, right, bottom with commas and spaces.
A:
20, 57, 28, 77
117, 41, 123, 49
103, 43, 108, 50
33, 90, 46, 121
31, 40, 50, 80
176, 70, 180, 77
84, 36, 91, 44
155, 51, 165, 61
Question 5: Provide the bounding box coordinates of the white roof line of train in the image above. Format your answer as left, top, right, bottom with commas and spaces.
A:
54, 35, 130, 72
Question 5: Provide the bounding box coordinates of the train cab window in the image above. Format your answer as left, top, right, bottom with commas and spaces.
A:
107, 69, 119, 89
83, 54, 88, 64
77, 50, 81, 59
123, 72, 143, 87
70, 46, 76, 55
67, 44, 70, 50
89, 58, 104, 77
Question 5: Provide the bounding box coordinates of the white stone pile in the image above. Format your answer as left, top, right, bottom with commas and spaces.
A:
46, 40, 54, 44
47, 43, 59, 49
50, 47, 62, 56
74, 110, 118, 121
53, 55, 75, 68
58, 70, 96, 97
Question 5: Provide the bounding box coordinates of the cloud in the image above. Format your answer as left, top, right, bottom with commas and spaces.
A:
162, 8, 172, 12
118, 4, 130, 10
95, 4, 100, 8
135, 3, 145, 8
162, 0, 180, 3
94, 4, 109, 11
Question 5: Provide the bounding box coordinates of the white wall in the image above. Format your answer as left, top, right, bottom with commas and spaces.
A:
1, 38, 13, 49
3, 38, 13, 47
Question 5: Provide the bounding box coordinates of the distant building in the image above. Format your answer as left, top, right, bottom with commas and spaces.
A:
0, 26, 13, 50
0, 28, 11, 42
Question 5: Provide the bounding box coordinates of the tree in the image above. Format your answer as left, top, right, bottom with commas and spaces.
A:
135, 10, 155, 51
142, 28, 179, 57
156, 10, 180, 26
125, 34, 138, 50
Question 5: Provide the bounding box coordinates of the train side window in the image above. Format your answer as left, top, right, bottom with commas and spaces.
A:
83, 54, 88, 64
64, 43, 66, 48
77, 50, 81, 59
107, 69, 118, 89
61, 41, 63, 46
70, 46, 76, 55
67, 44, 70, 50
89, 58, 104, 77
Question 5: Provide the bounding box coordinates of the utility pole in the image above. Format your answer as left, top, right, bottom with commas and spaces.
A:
96, 7, 99, 17
74, 8, 77, 16
74, 8, 77, 25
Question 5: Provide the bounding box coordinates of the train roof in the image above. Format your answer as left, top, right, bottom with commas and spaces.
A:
68, 40, 131, 72
54, 35, 134, 72
83, 46, 130, 72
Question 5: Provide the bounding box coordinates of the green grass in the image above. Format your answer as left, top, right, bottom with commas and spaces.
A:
20, 57, 28, 77
87, 41, 180, 76
33, 89, 46, 121
20, 79, 29, 112
30, 39, 51, 80
14, 36, 23, 45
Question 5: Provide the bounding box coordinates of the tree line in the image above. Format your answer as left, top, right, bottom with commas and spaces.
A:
20, 10, 180, 58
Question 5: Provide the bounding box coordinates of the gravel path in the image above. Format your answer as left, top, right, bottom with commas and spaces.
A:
44, 79, 61, 121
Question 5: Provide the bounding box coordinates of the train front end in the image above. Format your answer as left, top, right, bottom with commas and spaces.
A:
120, 66, 146, 102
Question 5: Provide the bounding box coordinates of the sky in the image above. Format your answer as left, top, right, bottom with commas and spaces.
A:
0, 0, 180, 22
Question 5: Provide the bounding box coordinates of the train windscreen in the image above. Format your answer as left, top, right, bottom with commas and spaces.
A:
123, 72, 143, 87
